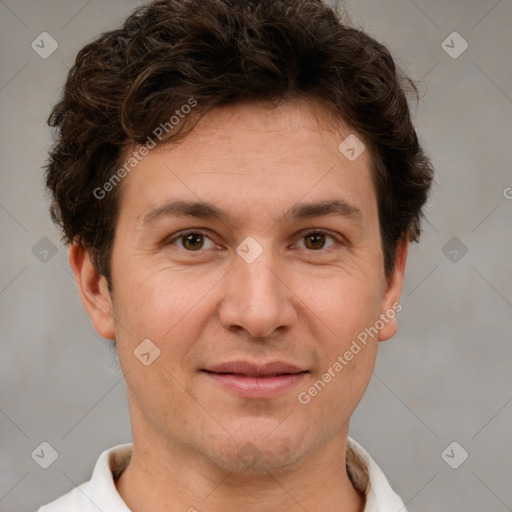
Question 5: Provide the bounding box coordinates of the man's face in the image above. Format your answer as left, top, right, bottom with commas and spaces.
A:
83, 100, 405, 473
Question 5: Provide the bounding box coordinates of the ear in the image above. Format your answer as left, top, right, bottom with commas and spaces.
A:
68, 241, 115, 340
378, 237, 408, 342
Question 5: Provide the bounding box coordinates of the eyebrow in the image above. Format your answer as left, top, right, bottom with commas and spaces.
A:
142, 198, 363, 228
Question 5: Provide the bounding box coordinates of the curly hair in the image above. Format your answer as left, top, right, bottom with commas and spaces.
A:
45, 0, 434, 286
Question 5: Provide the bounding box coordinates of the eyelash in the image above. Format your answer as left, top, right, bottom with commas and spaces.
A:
166, 228, 344, 254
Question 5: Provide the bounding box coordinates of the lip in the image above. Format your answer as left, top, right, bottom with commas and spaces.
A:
201, 360, 308, 399
204, 360, 305, 376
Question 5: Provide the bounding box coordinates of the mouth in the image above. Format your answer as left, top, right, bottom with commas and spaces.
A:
201, 361, 309, 398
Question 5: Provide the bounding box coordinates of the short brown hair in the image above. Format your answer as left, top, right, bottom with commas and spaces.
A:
45, 0, 434, 286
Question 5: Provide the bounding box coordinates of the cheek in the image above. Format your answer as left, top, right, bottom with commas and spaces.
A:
310, 352, 376, 423
111, 266, 223, 392
110, 268, 201, 410
294, 332, 377, 450
297, 270, 383, 337
113, 264, 214, 334
294, 273, 381, 398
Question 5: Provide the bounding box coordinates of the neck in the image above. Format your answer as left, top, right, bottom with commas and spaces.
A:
116, 425, 365, 512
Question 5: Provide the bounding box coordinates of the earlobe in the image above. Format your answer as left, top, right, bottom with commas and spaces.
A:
68, 242, 115, 340
378, 238, 408, 342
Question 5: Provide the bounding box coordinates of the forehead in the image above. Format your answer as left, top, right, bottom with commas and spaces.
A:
117, 99, 377, 228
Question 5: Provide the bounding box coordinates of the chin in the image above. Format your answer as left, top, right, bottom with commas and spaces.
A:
203, 427, 309, 475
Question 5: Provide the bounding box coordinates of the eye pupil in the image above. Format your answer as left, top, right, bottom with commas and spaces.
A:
305, 233, 325, 250
183, 233, 204, 250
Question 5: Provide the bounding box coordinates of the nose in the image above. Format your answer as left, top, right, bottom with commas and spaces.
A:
218, 246, 298, 339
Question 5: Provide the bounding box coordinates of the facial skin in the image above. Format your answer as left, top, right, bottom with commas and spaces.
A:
70, 99, 407, 512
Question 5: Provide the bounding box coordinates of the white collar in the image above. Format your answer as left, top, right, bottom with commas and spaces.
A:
346, 437, 407, 511
40, 438, 406, 511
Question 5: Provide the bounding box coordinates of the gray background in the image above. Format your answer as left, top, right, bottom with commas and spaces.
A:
1, 0, 511, 511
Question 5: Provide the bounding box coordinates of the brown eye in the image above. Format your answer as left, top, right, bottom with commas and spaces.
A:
168, 230, 216, 251
298, 230, 337, 251
304, 232, 327, 250
182, 233, 205, 251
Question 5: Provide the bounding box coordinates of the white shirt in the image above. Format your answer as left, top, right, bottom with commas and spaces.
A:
37, 438, 407, 511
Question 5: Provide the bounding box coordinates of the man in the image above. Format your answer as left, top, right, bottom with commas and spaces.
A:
40, 0, 433, 510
